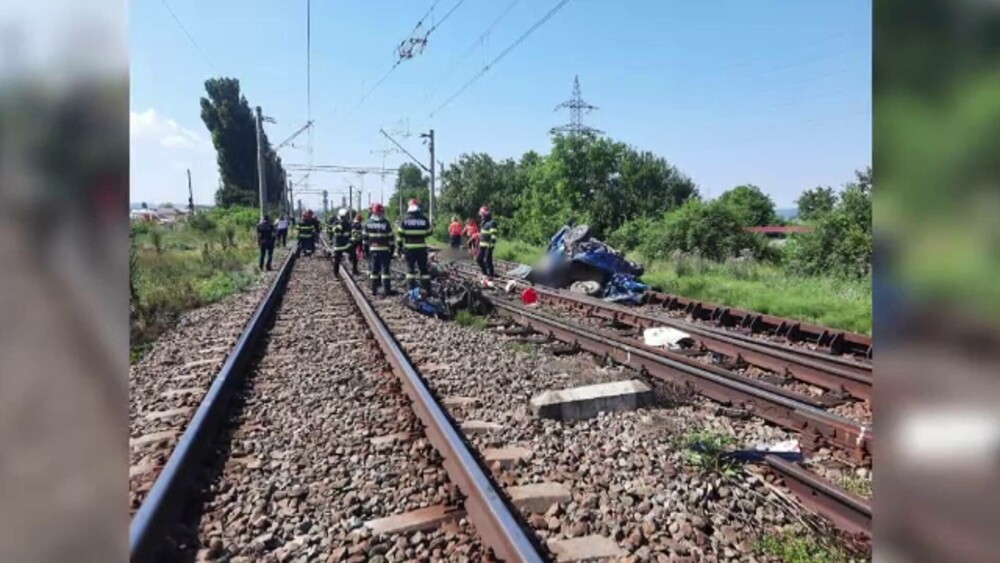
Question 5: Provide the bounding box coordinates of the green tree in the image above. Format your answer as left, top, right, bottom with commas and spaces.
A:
513, 133, 697, 243
786, 168, 872, 278
642, 199, 767, 262
200, 77, 286, 209
140, 202, 148, 209
387, 163, 430, 222
796, 186, 837, 221
717, 184, 779, 226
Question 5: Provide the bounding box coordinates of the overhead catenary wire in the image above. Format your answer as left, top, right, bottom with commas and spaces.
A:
159, 0, 218, 73
423, 0, 468, 37
430, 0, 574, 118
421, 0, 522, 107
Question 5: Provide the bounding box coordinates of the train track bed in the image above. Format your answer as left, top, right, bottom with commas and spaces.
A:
130, 249, 291, 514
482, 257, 872, 363
364, 271, 868, 560
554, 307, 872, 428
160, 256, 495, 561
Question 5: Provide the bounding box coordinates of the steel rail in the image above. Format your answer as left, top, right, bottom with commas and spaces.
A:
454, 257, 872, 360
766, 455, 872, 536
522, 284, 872, 402
129, 250, 297, 561
489, 296, 871, 461
644, 290, 873, 358
331, 259, 544, 562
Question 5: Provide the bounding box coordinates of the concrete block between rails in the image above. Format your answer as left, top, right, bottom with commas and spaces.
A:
364, 504, 464, 536
508, 482, 571, 514
530, 379, 654, 421
548, 535, 626, 562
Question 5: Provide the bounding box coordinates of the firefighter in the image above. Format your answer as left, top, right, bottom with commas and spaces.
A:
476, 205, 497, 277
362, 203, 394, 295
330, 208, 356, 274
398, 198, 433, 293
297, 210, 318, 256
350, 212, 364, 273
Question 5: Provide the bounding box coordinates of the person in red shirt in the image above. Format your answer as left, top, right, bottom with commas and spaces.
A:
448, 216, 463, 248
463, 218, 480, 257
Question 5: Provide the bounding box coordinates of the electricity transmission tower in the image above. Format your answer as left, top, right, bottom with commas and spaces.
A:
550, 75, 602, 136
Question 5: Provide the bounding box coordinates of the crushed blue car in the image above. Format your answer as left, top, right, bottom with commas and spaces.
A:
524, 222, 648, 304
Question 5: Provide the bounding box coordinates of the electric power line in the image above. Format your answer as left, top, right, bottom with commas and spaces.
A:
160, 0, 218, 73
424, 0, 468, 37
421, 0, 522, 107
430, 0, 574, 118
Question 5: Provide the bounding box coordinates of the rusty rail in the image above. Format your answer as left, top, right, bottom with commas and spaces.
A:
332, 259, 544, 562
766, 456, 872, 536
644, 290, 872, 359
489, 296, 871, 461
130, 251, 297, 561
522, 285, 872, 402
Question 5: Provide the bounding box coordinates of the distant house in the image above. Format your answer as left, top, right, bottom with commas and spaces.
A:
130, 209, 159, 222
746, 225, 813, 245
155, 207, 188, 225
746, 225, 813, 238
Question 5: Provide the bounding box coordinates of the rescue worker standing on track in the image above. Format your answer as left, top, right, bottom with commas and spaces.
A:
398, 198, 433, 293
362, 203, 395, 296
350, 212, 364, 273
476, 205, 497, 278
297, 209, 318, 256
331, 208, 358, 275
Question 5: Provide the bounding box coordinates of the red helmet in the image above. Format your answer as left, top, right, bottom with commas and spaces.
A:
371, 202, 385, 215
478, 205, 491, 216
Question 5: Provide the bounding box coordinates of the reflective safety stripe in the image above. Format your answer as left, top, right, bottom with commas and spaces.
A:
479, 243, 494, 248
420, 275, 432, 279
400, 229, 432, 236
405, 273, 416, 279
403, 244, 428, 249
334, 244, 352, 251
369, 247, 391, 252
369, 274, 380, 279
365, 233, 393, 238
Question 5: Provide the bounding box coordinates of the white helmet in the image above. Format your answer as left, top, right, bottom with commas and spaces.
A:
338, 208, 348, 218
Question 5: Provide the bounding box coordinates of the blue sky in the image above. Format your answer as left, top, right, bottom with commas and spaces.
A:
131, 0, 871, 211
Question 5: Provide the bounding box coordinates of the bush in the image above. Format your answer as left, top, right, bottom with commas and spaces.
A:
188, 212, 217, 234
784, 177, 872, 279
640, 199, 769, 262
150, 227, 164, 254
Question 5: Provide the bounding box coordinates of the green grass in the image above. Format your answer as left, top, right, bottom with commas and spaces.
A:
130, 218, 265, 363
837, 474, 873, 498
479, 238, 871, 334
677, 429, 739, 475
493, 239, 546, 264
454, 310, 488, 330
756, 528, 850, 563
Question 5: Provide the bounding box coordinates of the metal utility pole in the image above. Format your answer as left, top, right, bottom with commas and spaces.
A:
297, 199, 303, 217
322, 189, 329, 216
255, 106, 266, 219
348, 185, 353, 213
286, 179, 293, 216
186, 169, 194, 215
420, 129, 435, 225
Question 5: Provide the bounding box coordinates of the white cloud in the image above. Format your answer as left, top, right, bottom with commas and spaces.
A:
130, 109, 210, 151
130, 108, 219, 206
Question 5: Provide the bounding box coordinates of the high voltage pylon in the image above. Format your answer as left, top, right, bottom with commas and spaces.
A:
550, 75, 602, 136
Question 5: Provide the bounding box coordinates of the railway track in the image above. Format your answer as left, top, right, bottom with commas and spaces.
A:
129, 243, 871, 560
481, 256, 873, 361
434, 261, 872, 541
129, 253, 541, 561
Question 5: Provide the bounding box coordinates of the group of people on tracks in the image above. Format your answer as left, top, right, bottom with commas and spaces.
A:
255, 200, 498, 290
